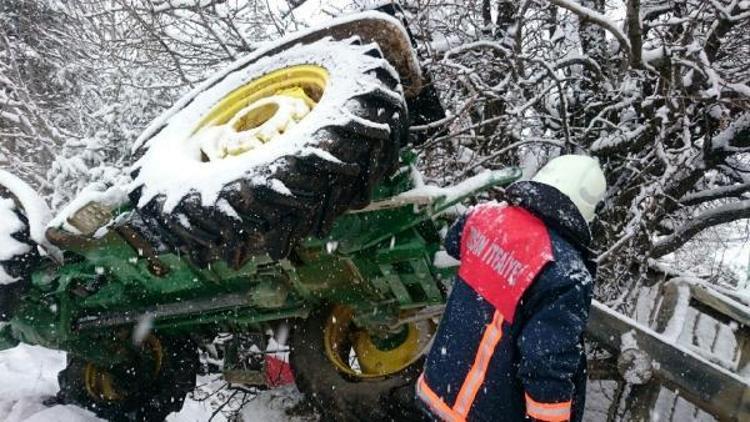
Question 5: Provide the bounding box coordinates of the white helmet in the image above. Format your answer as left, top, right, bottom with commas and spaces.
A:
531, 155, 606, 223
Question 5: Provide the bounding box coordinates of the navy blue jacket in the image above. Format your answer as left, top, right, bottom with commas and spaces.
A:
418, 181, 596, 422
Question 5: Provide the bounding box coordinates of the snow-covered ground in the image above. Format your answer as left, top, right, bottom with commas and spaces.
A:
0, 344, 316, 422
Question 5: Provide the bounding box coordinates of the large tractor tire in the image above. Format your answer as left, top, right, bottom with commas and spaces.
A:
289, 306, 434, 421
57, 335, 198, 422
0, 172, 47, 322
130, 37, 408, 268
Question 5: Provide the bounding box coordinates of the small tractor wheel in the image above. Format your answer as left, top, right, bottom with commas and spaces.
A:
57, 336, 198, 422
130, 37, 407, 268
0, 180, 41, 322
290, 306, 434, 421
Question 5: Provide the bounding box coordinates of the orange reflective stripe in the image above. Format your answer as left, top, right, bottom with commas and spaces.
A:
525, 393, 572, 422
452, 311, 504, 417
416, 374, 465, 422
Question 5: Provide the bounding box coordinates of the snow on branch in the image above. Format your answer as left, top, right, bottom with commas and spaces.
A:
726, 82, 750, 98
548, 0, 631, 56
708, 0, 750, 22
711, 112, 750, 152
651, 199, 750, 257
591, 126, 647, 153
150, 0, 227, 13
442, 40, 512, 61
552, 55, 604, 79
642, 3, 672, 23
680, 183, 750, 206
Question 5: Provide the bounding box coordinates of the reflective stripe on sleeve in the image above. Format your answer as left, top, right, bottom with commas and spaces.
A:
452, 311, 504, 417
416, 374, 465, 422
525, 393, 572, 422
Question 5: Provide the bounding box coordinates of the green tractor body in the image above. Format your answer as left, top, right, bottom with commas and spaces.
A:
1, 160, 520, 369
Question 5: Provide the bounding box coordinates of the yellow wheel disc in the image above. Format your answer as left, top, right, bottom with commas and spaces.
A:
323, 305, 435, 380
353, 323, 420, 375
192, 65, 329, 160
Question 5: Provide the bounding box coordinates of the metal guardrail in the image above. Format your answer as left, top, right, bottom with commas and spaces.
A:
587, 298, 750, 421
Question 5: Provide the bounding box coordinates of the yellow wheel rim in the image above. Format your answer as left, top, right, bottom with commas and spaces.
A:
193, 65, 329, 160
82, 335, 164, 402
323, 305, 435, 379
84, 363, 123, 402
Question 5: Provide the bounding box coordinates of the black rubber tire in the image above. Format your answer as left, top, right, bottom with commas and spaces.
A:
130, 38, 408, 268
0, 187, 39, 322
289, 309, 424, 422
57, 336, 199, 422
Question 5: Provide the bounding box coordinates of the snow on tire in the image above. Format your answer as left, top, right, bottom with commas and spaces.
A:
0, 171, 49, 321
130, 37, 407, 267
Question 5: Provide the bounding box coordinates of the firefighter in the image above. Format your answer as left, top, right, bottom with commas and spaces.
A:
417, 155, 607, 422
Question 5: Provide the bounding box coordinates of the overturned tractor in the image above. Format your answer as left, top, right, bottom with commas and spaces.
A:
0, 10, 520, 421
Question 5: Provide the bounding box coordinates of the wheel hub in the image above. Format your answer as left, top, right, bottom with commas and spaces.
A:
352, 324, 420, 376
323, 306, 435, 379
191, 65, 328, 161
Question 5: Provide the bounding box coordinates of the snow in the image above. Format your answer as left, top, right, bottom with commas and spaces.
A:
591, 126, 647, 152
548, 0, 631, 52
0, 402, 97, 422
131, 35, 401, 213
0, 170, 54, 255
0, 265, 19, 286
0, 345, 65, 402
0, 198, 30, 284
642, 46, 666, 65
238, 386, 311, 422
216, 199, 241, 221
47, 183, 130, 235
151, 0, 219, 13
618, 330, 655, 384
0, 344, 92, 422
662, 283, 691, 341
728, 83, 750, 98
195, 95, 312, 161
712, 112, 750, 151
433, 250, 460, 268
0, 344, 316, 422
397, 168, 519, 207
621, 329, 638, 350
283, 0, 396, 29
